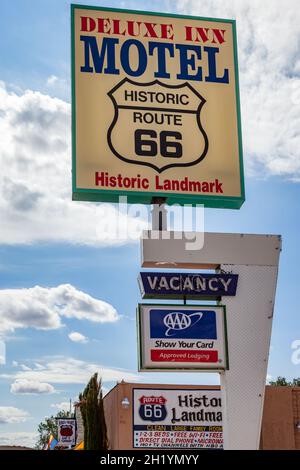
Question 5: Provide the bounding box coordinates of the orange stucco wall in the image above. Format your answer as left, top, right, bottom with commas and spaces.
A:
260, 386, 300, 450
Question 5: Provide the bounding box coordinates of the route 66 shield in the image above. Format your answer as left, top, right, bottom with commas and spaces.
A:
138, 395, 167, 422
107, 78, 208, 173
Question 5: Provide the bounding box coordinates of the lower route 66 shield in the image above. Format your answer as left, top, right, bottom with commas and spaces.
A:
138, 395, 167, 422
107, 78, 208, 173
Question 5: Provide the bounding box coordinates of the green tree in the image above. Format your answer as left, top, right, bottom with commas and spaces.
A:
269, 376, 300, 386
35, 410, 72, 450
269, 376, 291, 386
79, 373, 108, 450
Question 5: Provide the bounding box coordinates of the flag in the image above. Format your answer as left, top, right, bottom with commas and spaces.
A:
74, 440, 84, 450
47, 434, 58, 450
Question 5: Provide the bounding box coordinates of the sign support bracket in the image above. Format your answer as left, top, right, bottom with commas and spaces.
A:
151, 197, 167, 231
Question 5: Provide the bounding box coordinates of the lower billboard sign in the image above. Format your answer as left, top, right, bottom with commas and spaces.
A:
133, 388, 223, 449
137, 304, 228, 371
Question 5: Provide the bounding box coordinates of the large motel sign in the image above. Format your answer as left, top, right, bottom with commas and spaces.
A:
71, 5, 244, 208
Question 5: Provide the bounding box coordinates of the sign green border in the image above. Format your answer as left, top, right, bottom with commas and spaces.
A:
137, 303, 229, 371
71, 4, 245, 209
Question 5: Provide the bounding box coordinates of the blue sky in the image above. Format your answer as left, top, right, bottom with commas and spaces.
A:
0, 0, 300, 447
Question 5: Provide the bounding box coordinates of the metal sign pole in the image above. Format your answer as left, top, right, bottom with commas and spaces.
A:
151, 197, 167, 231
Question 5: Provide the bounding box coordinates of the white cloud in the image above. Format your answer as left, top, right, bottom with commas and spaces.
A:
46, 75, 69, 101
3, 356, 139, 385
0, 340, 5, 364
46, 75, 59, 86
34, 363, 45, 370
20, 364, 32, 371
10, 379, 55, 395
0, 83, 148, 246
0, 283, 119, 334
51, 401, 74, 412
101, 385, 109, 396
68, 331, 88, 343
0, 431, 37, 448
176, 0, 300, 179
0, 407, 29, 424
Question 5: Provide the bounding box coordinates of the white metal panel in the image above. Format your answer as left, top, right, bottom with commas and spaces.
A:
140, 231, 281, 449
141, 231, 281, 268
220, 264, 279, 450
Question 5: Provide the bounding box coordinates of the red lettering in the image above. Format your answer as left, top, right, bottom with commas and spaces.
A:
185, 26, 226, 44
215, 179, 223, 193
212, 29, 226, 44
80, 16, 96, 32
161, 24, 174, 40
127, 20, 142, 37
185, 26, 210, 43
185, 26, 193, 41
97, 18, 111, 34
117, 174, 123, 187
95, 171, 104, 186
81, 17, 175, 40
142, 178, 149, 189
143, 22, 158, 39
194, 27, 210, 43
155, 175, 163, 190
112, 19, 126, 35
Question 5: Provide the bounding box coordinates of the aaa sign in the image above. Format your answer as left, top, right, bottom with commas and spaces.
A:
137, 304, 228, 371
71, 5, 244, 208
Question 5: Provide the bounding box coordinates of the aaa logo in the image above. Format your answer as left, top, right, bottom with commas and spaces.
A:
107, 78, 208, 173
163, 311, 203, 337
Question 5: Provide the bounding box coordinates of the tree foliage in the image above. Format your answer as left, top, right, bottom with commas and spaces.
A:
269, 376, 300, 386
79, 373, 108, 450
35, 410, 72, 450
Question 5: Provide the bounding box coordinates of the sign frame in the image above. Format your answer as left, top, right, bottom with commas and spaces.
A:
71, 4, 245, 209
137, 303, 229, 371
132, 387, 223, 449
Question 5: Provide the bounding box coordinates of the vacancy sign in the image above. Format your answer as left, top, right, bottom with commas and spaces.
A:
138, 272, 238, 299
71, 5, 244, 208
137, 304, 228, 371
133, 388, 223, 449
